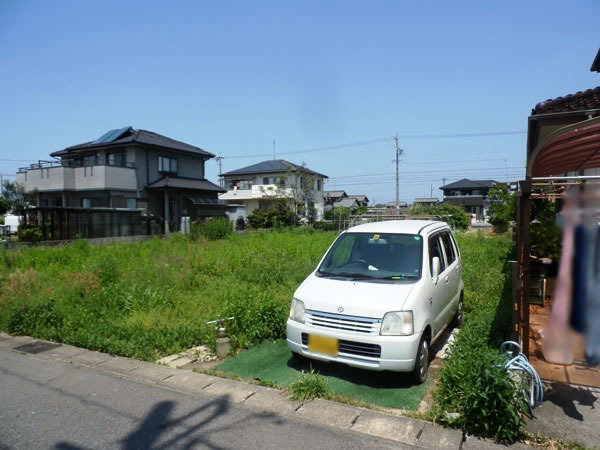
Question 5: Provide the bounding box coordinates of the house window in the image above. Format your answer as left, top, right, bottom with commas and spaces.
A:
107, 152, 124, 167
263, 177, 270, 185
127, 198, 137, 209
81, 198, 91, 208
83, 154, 98, 167
158, 156, 178, 174
316, 179, 322, 191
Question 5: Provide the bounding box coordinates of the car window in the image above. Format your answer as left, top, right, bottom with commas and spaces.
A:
318, 232, 423, 280
440, 232, 456, 266
429, 234, 446, 275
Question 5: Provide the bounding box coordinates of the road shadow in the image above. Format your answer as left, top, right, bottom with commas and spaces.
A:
543, 382, 598, 421
54, 394, 282, 450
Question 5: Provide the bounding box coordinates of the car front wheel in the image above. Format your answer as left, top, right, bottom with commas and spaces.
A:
411, 336, 429, 384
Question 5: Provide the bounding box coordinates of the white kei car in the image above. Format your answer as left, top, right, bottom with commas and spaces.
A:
286, 220, 464, 383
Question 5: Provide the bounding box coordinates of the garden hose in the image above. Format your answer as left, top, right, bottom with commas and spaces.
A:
500, 341, 544, 410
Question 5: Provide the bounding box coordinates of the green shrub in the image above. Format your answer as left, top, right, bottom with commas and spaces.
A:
18, 224, 42, 242
411, 203, 469, 230
433, 342, 526, 443
290, 369, 328, 401
191, 217, 232, 240
218, 288, 289, 350
8, 298, 64, 340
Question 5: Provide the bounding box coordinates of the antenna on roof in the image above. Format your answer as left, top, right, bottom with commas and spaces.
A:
273, 139, 276, 159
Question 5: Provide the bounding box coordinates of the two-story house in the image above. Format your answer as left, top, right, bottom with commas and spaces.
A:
219, 159, 327, 221
16, 126, 225, 234
440, 179, 498, 221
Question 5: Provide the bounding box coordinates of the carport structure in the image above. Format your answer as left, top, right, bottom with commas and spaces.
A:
514, 86, 600, 386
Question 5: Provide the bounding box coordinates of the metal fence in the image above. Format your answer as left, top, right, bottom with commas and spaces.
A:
21, 207, 162, 241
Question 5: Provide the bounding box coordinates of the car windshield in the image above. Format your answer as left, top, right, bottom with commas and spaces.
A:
317, 232, 423, 281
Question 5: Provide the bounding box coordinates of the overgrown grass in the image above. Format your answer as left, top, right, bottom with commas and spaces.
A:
431, 232, 523, 443
0, 231, 336, 360
290, 369, 329, 401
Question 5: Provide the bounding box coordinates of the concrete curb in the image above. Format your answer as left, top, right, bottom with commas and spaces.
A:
0, 333, 523, 449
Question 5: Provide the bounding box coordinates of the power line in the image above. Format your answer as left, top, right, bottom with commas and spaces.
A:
224, 130, 526, 159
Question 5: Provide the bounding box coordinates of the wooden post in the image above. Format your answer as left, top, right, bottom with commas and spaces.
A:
516, 179, 532, 357
164, 190, 170, 234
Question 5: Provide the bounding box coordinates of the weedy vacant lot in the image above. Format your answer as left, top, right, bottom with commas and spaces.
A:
0, 230, 512, 366
0, 231, 335, 360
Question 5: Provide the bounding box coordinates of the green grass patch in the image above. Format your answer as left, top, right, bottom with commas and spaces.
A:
0, 231, 337, 360
216, 340, 429, 410
432, 232, 524, 443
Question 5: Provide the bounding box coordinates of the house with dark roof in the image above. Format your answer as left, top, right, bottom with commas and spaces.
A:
324, 190, 347, 206
219, 159, 328, 220
16, 126, 225, 233
347, 195, 369, 207
412, 197, 439, 208
440, 179, 498, 221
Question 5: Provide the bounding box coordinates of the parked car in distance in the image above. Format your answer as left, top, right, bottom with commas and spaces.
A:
286, 220, 464, 383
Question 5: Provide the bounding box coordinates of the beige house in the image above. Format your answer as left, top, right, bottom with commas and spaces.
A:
219, 159, 327, 221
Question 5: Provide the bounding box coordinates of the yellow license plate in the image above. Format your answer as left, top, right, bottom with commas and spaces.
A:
308, 335, 339, 356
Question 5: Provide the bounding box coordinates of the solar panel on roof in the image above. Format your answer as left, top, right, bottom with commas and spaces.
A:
93, 126, 132, 144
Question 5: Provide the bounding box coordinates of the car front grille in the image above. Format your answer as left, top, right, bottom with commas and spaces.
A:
301, 333, 382, 358
305, 309, 381, 335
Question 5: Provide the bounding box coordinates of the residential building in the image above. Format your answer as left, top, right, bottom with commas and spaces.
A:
16, 126, 226, 234
412, 197, 439, 208
440, 179, 498, 220
219, 159, 328, 220
324, 190, 347, 206
333, 197, 360, 210
347, 195, 369, 207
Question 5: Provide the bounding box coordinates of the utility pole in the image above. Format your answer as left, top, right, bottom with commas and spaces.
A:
273, 139, 276, 159
215, 156, 224, 188
393, 134, 403, 209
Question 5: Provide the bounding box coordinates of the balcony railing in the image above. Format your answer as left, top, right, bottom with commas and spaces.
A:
18, 159, 136, 173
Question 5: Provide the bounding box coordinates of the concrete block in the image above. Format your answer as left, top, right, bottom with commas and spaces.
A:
243, 388, 302, 415
160, 372, 217, 392
128, 362, 178, 383
351, 409, 425, 445
69, 350, 113, 367
462, 435, 530, 449
5, 335, 36, 347
202, 378, 259, 403
296, 399, 360, 429
96, 356, 141, 375
416, 423, 463, 449
40, 345, 85, 361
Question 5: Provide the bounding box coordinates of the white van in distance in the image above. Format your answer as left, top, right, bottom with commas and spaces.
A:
286, 220, 463, 383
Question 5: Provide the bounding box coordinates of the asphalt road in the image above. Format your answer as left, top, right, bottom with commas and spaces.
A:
0, 348, 410, 449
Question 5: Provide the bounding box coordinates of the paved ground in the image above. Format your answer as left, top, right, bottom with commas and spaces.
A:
0, 334, 464, 449
0, 333, 538, 449
0, 345, 408, 449
525, 382, 600, 449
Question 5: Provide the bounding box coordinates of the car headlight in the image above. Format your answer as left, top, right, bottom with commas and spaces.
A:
289, 298, 305, 324
380, 311, 413, 336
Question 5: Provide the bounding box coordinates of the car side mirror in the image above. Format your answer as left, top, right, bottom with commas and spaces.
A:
432, 257, 441, 283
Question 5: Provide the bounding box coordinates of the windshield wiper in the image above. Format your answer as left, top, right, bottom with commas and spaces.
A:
335, 272, 375, 279
381, 274, 419, 280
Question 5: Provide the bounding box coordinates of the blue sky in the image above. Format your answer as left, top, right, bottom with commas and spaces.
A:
1, 1, 598, 204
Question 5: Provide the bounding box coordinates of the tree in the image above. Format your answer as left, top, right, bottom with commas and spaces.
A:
487, 185, 516, 233
1, 180, 34, 215
411, 203, 469, 231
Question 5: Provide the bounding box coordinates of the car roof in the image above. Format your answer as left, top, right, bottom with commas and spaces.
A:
345, 220, 448, 236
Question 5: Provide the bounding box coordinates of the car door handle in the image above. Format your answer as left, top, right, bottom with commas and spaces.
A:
444, 276, 449, 283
